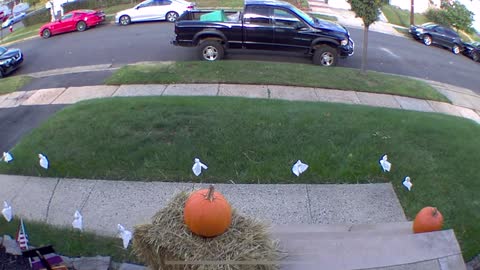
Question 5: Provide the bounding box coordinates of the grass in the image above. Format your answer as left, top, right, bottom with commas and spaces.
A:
381, 5, 429, 28
393, 26, 409, 37
102, 3, 135, 14
105, 61, 448, 102
0, 23, 42, 45
0, 97, 479, 260
0, 217, 138, 263
0, 76, 32, 95
196, 0, 243, 8
311, 13, 338, 22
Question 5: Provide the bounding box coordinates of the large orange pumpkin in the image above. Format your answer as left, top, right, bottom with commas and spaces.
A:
413, 206, 444, 233
184, 185, 232, 237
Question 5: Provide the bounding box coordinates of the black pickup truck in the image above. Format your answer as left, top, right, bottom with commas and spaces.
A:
171, 0, 354, 66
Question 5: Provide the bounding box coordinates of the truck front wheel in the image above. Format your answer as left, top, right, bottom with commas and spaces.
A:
313, 45, 338, 67
198, 40, 224, 61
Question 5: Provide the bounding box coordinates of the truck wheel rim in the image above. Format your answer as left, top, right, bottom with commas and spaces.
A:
321, 52, 334, 66
203, 46, 218, 61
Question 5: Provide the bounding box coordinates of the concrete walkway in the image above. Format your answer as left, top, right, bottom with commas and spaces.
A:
1, 83, 479, 124
0, 175, 406, 236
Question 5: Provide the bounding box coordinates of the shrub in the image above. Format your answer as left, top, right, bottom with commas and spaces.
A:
23, 7, 51, 26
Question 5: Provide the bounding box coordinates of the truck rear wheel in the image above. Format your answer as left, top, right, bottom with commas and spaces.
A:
198, 40, 224, 61
313, 45, 338, 67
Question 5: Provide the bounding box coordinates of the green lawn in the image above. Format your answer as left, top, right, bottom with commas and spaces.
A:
311, 13, 338, 22
106, 61, 448, 102
381, 5, 429, 27
0, 217, 137, 263
0, 76, 32, 95
0, 23, 42, 45
0, 96, 479, 259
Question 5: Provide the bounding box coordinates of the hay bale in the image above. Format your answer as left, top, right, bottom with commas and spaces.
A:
133, 191, 282, 270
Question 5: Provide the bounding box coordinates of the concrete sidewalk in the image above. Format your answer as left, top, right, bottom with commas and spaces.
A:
1, 83, 479, 124
0, 175, 406, 236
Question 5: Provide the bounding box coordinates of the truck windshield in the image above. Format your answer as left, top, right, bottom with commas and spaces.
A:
289, 5, 315, 25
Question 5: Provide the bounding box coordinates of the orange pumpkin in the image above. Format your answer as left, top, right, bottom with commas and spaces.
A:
413, 206, 444, 233
184, 185, 232, 237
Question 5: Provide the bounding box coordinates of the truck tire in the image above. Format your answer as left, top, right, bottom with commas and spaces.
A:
198, 40, 224, 61
312, 45, 338, 67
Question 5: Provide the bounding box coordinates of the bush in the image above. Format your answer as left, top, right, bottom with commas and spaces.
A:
23, 7, 51, 27
425, 8, 450, 26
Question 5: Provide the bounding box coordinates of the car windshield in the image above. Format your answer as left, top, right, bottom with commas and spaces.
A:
0, 47, 6, 56
289, 5, 315, 25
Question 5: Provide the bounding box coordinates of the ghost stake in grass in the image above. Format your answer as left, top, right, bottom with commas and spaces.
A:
292, 160, 309, 177
117, 224, 132, 249
38, 153, 49, 169
72, 210, 83, 231
2, 201, 12, 222
2, 152, 13, 163
403, 176, 413, 191
192, 158, 208, 176
379, 154, 391, 172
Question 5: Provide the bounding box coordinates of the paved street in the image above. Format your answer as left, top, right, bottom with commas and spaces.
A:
8, 22, 480, 94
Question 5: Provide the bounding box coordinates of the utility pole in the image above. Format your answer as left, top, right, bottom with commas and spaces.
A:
410, 0, 415, 26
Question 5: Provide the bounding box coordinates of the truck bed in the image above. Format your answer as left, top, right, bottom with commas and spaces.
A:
178, 10, 242, 22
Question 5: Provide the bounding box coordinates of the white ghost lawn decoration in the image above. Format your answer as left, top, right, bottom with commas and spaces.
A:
2, 201, 12, 222
379, 154, 391, 172
2, 152, 13, 163
117, 224, 132, 249
403, 176, 413, 191
192, 158, 208, 176
38, 154, 49, 169
72, 210, 83, 231
292, 160, 309, 177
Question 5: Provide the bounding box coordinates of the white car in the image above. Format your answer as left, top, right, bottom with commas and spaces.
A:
2, 12, 26, 28
115, 0, 195, 25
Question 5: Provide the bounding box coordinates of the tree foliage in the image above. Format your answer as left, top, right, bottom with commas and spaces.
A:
347, 0, 384, 27
425, 0, 474, 33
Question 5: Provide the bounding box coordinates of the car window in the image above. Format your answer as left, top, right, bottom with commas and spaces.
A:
61, 13, 73, 20
244, 6, 271, 26
434, 26, 445, 34
273, 8, 301, 28
157, 0, 173, 6
139, 0, 155, 7
446, 29, 458, 37
0, 47, 6, 56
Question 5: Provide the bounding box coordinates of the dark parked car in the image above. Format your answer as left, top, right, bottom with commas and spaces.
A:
172, 0, 354, 66
0, 46, 23, 78
409, 23, 463, 54
462, 41, 480, 62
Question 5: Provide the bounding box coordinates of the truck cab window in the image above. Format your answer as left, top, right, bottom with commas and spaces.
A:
244, 6, 271, 26
273, 8, 301, 28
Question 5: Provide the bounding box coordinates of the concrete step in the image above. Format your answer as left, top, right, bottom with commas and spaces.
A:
271, 224, 465, 270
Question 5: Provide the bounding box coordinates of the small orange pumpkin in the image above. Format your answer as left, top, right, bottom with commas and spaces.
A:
184, 185, 232, 237
413, 206, 444, 233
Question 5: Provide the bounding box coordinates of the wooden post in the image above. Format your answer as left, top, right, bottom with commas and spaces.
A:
410, 0, 415, 26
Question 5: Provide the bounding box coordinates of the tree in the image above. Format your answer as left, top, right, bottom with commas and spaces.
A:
426, 0, 474, 33
347, 0, 384, 73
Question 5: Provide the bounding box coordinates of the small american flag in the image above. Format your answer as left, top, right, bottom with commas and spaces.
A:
15, 218, 29, 250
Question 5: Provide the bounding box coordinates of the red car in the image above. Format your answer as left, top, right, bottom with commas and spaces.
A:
39, 9, 105, 39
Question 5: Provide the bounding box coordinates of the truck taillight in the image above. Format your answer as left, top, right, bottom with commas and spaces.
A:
187, 5, 194, 9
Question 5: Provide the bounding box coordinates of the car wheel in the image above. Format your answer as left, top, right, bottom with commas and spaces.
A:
198, 39, 224, 61
76, 21, 87, 32
166, 11, 179, 22
473, 52, 480, 62
119, 15, 131, 26
452, 44, 460, 54
42, 28, 51, 39
312, 45, 338, 67
423, 35, 432, 46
